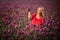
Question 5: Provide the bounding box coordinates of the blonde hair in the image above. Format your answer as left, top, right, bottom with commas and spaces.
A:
37, 7, 44, 17
37, 7, 44, 11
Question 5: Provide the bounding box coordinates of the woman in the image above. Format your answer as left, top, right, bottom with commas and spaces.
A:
28, 7, 45, 31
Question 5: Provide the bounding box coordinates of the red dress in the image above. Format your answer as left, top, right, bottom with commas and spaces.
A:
30, 14, 44, 31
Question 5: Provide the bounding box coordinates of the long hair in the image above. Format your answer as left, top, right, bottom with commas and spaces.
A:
40, 11, 44, 17
38, 7, 44, 17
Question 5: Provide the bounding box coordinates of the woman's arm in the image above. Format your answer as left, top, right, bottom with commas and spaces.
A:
27, 9, 31, 19
27, 9, 36, 21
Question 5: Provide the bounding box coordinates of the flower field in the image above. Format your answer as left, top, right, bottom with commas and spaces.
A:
0, 0, 60, 40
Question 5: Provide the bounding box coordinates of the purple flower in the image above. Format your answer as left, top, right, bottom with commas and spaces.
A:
40, 32, 46, 36
54, 26, 58, 31
39, 29, 42, 32
8, 29, 11, 32
49, 32, 54, 36
24, 25, 29, 30
35, 27, 39, 30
